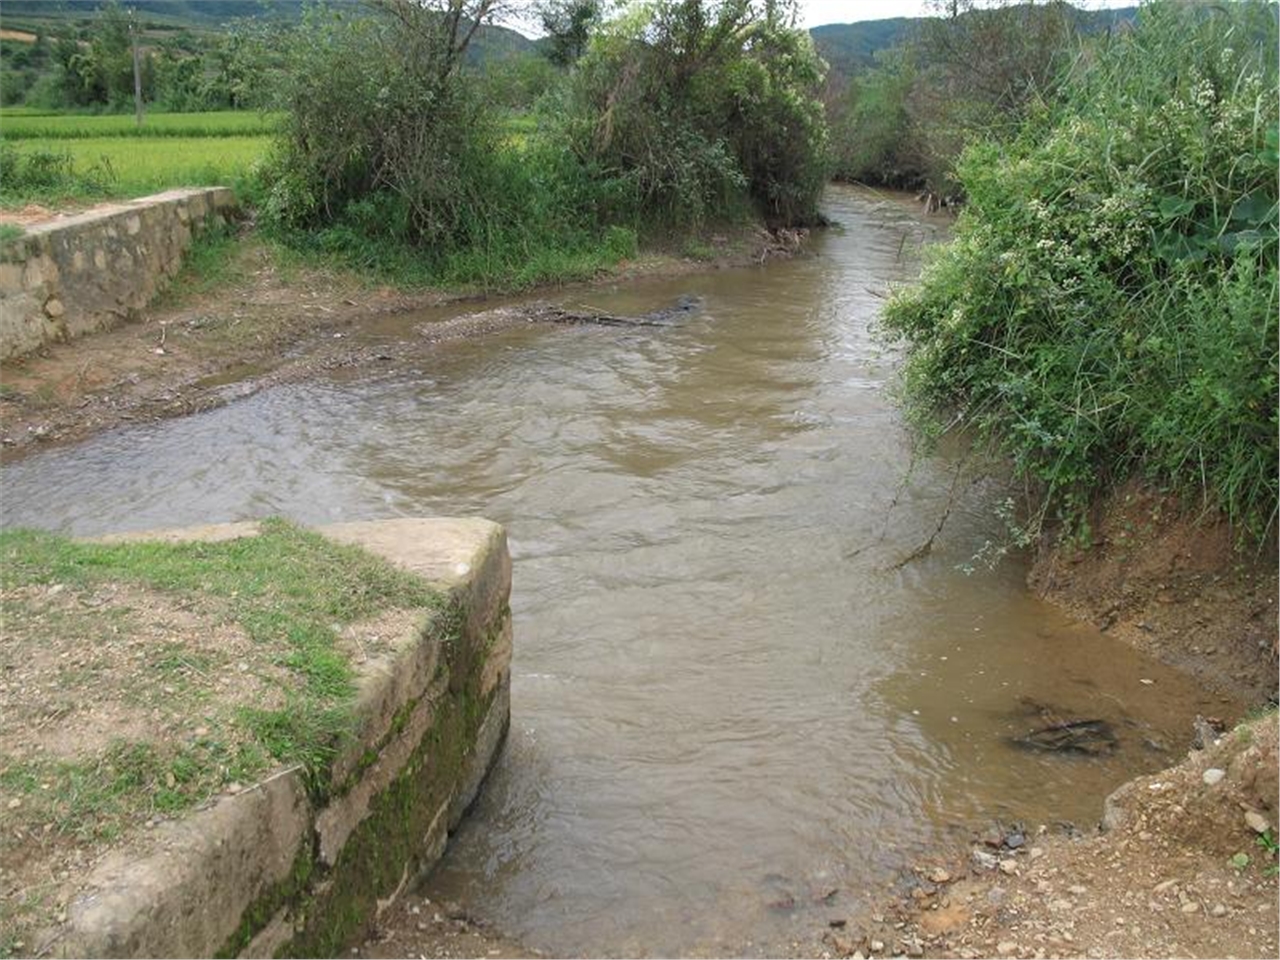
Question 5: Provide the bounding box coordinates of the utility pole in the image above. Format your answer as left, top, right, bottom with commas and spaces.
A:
130, 7, 144, 128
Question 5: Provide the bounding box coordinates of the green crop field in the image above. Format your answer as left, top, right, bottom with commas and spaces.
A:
1, 134, 270, 202
0, 110, 281, 139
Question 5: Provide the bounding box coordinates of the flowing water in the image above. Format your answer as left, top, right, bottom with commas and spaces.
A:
0, 187, 1236, 957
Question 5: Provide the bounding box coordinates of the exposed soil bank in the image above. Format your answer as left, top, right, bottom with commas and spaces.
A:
0, 225, 803, 462
1029, 481, 1278, 707
810, 489, 1279, 960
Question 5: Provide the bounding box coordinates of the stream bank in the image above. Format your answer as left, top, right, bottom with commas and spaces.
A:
1029, 480, 1277, 705
0, 224, 803, 462
1, 186, 1274, 958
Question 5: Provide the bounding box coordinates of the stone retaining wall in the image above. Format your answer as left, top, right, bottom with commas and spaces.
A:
0, 187, 237, 361
42, 518, 512, 959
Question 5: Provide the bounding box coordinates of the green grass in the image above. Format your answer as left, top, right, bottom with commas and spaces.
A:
0, 135, 269, 203
0, 224, 22, 242
0, 110, 281, 139
0, 519, 442, 801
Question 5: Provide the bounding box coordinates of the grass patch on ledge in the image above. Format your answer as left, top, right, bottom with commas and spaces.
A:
0, 519, 441, 850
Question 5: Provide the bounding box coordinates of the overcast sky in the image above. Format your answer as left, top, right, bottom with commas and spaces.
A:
799, 0, 1139, 28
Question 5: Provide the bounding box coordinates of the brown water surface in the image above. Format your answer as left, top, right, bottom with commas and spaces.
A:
0, 187, 1236, 957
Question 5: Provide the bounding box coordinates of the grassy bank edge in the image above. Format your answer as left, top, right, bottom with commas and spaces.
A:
0, 520, 443, 838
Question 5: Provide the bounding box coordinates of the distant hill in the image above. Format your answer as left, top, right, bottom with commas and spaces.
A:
810, 5, 1139, 78
0, 1, 1134, 74
0, 0, 535, 60
809, 18, 914, 76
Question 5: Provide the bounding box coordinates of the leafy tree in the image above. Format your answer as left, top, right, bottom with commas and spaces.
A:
263, 0, 512, 243
554, 0, 828, 227
828, 0, 1084, 192
537, 0, 600, 66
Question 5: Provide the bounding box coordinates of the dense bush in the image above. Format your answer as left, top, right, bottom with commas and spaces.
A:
554, 0, 829, 228
882, 1, 1279, 541
257, 0, 829, 287
255, 0, 642, 288
826, 49, 919, 188
261, 0, 501, 246
829, 0, 1085, 193
0, 141, 117, 198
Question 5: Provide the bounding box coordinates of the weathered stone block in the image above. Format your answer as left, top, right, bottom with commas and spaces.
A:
48, 517, 513, 959
0, 188, 238, 360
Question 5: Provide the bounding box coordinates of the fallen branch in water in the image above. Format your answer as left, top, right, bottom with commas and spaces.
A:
530, 306, 671, 328
889, 456, 966, 570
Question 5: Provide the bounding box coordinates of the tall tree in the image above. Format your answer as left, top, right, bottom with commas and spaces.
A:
537, 0, 599, 66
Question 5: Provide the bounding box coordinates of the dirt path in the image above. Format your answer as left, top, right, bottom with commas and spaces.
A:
0, 226, 801, 463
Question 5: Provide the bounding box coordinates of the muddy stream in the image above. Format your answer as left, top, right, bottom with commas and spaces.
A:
0, 187, 1237, 957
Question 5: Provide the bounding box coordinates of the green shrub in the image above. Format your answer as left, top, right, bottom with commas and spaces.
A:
882, 0, 1279, 541
0, 140, 118, 198
554, 0, 829, 229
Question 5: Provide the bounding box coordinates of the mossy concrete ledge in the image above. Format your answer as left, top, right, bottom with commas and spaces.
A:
41, 517, 512, 959
0, 187, 237, 361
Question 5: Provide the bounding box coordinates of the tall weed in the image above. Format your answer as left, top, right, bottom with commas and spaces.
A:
883, 0, 1279, 541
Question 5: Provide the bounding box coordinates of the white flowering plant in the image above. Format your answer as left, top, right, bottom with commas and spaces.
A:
882, 0, 1278, 542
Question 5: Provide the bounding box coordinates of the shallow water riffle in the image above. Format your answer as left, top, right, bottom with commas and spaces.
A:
0, 186, 1239, 958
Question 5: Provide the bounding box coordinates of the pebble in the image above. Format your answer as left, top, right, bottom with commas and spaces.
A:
6, 797, 20, 810
1029, 846, 1044, 860
1212, 904, 1227, 917
1244, 811, 1271, 834
1153, 879, 1178, 894
1000, 859, 1019, 875
972, 850, 999, 871
1202, 768, 1225, 786
1181, 902, 1200, 913
194, 726, 210, 738
929, 867, 951, 884
1068, 885, 1087, 895
996, 942, 1019, 956
870, 940, 885, 953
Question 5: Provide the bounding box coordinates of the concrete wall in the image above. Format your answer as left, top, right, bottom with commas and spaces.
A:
42, 518, 513, 959
0, 187, 237, 361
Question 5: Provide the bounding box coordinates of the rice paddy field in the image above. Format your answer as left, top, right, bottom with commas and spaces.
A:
0, 110, 273, 205
0, 108, 534, 206
0, 109, 280, 139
